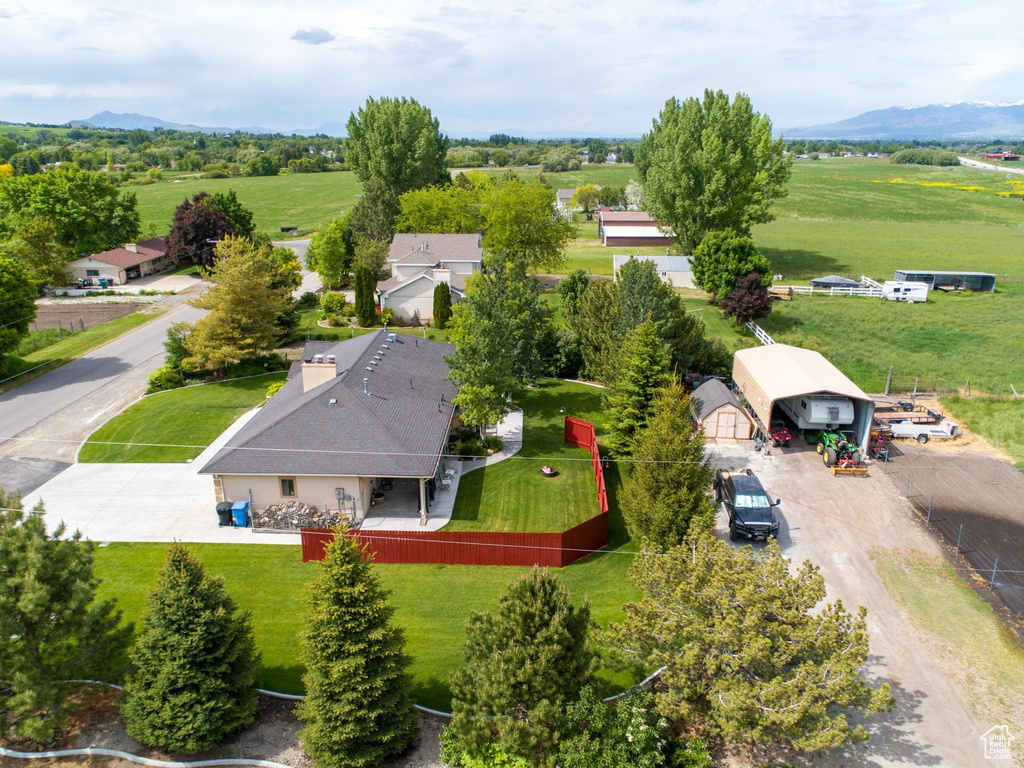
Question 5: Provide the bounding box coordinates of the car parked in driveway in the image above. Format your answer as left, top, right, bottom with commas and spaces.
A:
715, 468, 781, 541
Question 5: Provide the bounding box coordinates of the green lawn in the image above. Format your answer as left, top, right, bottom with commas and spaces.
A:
132, 171, 363, 238
447, 379, 607, 532
296, 310, 450, 342
940, 396, 1024, 468
1, 309, 163, 391
78, 373, 286, 463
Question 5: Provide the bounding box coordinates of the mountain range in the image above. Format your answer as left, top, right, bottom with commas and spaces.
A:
785, 101, 1024, 140
68, 111, 349, 137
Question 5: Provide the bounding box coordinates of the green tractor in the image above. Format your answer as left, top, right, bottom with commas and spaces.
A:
814, 430, 861, 468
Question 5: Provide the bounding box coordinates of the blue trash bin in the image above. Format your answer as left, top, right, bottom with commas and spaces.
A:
231, 500, 250, 527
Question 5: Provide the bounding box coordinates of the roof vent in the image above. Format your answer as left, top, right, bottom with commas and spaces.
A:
381, 343, 390, 349
314, 353, 324, 364
328, 398, 337, 405
420, 241, 425, 251
365, 366, 373, 371
363, 378, 368, 394
387, 333, 397, 343
326, 354, 335, 364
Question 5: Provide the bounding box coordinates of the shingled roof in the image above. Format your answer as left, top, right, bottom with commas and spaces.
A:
200, 331, 458, 479
692, 378, 741, 419
89, 237, 168, 268
388, 233, 483, 266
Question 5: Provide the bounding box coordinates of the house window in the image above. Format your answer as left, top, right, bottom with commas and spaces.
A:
86, 269, 100, 277
280, 477, 296, 497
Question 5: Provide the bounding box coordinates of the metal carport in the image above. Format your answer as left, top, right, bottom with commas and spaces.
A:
731, 344, 875, 452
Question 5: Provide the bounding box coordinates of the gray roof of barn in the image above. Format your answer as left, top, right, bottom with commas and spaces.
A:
692, 378, 742, 419
200, 330, 457, 479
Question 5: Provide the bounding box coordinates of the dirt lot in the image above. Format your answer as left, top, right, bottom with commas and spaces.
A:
32, 303, 140, 331
0, 688, 443, 768
882, 442, 1024, 631
709, 440, 1014, 767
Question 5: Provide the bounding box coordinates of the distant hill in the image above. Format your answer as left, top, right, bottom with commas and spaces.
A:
68, 111, 348, 137
786, 101, 1024, 140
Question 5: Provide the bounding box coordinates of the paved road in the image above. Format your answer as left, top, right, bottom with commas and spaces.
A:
958, 156, 1024, 176
274, 239, 322, 298
0, 296, 204, 466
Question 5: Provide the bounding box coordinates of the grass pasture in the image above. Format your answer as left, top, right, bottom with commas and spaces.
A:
940, 396, 1024, 468
78, 372, 286, 463
447, 379, 607, 532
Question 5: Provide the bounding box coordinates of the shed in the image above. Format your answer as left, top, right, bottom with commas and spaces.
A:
810, 275, 860, 289
613, 254, 693, 289
692, 379, 753, 440
893, 269, 996, 292
731, 344, 875, 451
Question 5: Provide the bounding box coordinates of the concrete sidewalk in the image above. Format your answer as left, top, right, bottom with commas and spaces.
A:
23, 409, 300, 545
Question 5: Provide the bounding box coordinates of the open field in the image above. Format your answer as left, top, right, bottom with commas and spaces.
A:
78, 372, 286, 463
447, 379, 605, 532
132, 172, 362, 237
1, 309, 163, 391
941, 396, 1024, 468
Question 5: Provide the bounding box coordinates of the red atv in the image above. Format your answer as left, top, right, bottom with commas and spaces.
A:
770, 422, 791, 447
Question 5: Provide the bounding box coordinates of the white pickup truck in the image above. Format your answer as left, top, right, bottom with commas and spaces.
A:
886, 418, 960, 443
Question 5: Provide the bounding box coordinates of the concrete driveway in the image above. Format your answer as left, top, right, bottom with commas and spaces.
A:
709, 442, 985, 767
129, 273, 204, 292
23, 409, 299, 545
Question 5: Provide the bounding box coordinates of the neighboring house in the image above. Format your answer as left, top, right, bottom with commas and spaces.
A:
598, 209, 675, 247
605, 152, 618, 163
982, 152, 1021, 161
556, 188, 576, 211
66, 237, 170, 286
692, 378, 753, 440
377, 233, 484, 322
200, 331, 458, 523
613, 254, 693, 289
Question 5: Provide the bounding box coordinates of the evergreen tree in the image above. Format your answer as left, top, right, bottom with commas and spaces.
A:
432, 280, 453, 328
119, 544, 259, 753
449, 567, 596, 766
0, 488, 131, 742
354, 265, 376, 326
296, 532, 417, 768
622, 383, 714, 546
604, 319, 670, 454
603, 535, 894, 751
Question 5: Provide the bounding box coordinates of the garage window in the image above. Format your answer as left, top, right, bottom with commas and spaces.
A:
280, 477, 296, 497
86, 269, 100, 277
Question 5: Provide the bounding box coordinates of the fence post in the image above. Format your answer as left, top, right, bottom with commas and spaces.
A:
885, 366, 893, 397
911, 377, 918, 403
927, 495, 932, 522
905, 471, 911, 498
79, 317, 84, 331
58, 325, 63, 340
990, 558, 998, 588
1012, 384, 1020, 401
955, 524, 963, 555
883, 450, 888, 474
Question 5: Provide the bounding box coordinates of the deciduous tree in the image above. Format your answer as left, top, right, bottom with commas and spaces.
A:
0, 489, 131, 742
120, 544, 259, 753
557, 688, 669, 768
296, 531, 417, 768
557, 268, 589, 317
603, 535, 894, 751
622, 383, 714, 546
570, 183, 601, 215
0, 166, 140, 255
396, 184, 483, 234
306, 216, 354, 288
0, 217, 72, 289
345, 96, 449, 195
0, 255, 37, 371
183, 237, 291, 369
167, 192, 234, 267
637, 90, 790, 252
450, 568, 596, 766
207, 189, 256, 237
482, 176, 575, 271
604, 319, 670, 454
690, 229, 772, 300
719, 271, 773, 325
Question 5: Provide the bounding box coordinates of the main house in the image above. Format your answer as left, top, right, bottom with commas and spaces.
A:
66, 237, 170, 286
377, 233, 483, 323
200, 330, 458, 524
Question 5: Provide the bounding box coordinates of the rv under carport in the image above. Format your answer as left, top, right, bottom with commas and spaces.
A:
731, 344, 875, 452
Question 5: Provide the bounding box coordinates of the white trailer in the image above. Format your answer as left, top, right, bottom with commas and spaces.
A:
883, 281, 929, 303
886, 418, 960, 443
776, 394, 855, 430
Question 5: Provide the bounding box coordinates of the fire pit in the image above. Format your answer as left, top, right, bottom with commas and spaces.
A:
540, 465, 558, 477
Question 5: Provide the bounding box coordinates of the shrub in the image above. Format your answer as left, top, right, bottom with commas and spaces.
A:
407, 309, 422, 327
296, 291, 319, 310
327, 313, 348, 328
453, 438, 486, 457
667, 738, 713, 768
439, 726, 529, 768
223, 353, 288, 379
320, 291, 346, 315
380, 306, 395, 324
146, 365, 183, 393
393, 314, 407, 327
482, 436, 503, 452
266, 380, 285, 399
890, 148, 960, 166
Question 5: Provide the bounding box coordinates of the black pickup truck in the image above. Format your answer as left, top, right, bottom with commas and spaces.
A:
714, 469, 781, 541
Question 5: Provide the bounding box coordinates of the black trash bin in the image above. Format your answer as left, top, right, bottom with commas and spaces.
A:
216, 502, 234, 527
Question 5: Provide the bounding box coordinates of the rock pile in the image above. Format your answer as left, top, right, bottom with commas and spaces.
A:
251, 502, 344, 530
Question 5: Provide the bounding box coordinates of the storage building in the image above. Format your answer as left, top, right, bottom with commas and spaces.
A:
597, 210, 675, 247
810, 275, 860, 289
893, 270, 996, 292
731, 344, 875, 451
692, 379, 753, 440
613, 254, 693, 289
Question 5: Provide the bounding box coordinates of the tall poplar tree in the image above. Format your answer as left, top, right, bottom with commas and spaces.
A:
120, 544, 259, 753
296, 532, 416, 768
432, 281, 453, 328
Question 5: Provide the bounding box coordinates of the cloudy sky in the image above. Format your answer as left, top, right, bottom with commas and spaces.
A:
2, 0, 1022, 136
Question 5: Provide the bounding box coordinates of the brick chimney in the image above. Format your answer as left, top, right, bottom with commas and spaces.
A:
432, 267, 451, 284
125, 243, 138, 253
301, 353, 337, 393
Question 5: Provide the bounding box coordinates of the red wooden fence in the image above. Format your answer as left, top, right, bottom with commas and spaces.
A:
300, 417, 609, 567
